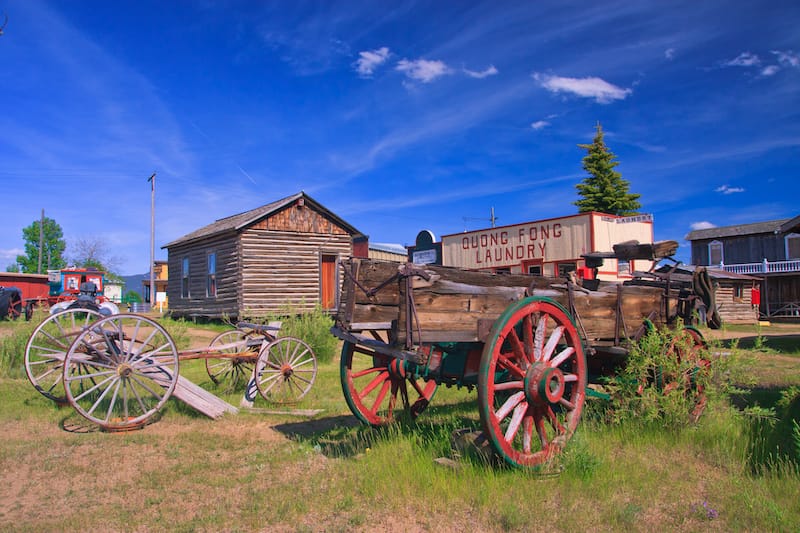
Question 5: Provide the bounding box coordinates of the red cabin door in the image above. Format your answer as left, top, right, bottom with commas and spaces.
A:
320, 255, 337, 310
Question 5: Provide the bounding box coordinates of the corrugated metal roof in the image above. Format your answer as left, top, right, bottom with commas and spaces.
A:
685, 218, 791, 241
163, 191, 363, 248
369, 242, 408, 255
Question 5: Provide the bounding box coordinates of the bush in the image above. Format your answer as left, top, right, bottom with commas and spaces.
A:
278, 305, 338, 364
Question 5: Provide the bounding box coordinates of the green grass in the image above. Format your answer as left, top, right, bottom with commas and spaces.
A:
0, 318, 799, 531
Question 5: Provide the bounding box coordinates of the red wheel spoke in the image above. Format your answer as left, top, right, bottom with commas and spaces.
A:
503, 402, 527, 443
542, 325, 565, 363
551, 346, 575, 368
493, 380, 523, 391
506, 328, 528, 366
545, 406, 566, 434
523, 415, 533, 454
368, 379, 392, 415
352, 366, 382, 379
361, 370, 390, 397
533, 312, 546, 361
497, 353, 526, 379
495, 390, 525, 420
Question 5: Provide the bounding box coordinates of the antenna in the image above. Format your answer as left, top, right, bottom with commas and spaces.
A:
462, 207, 498, 231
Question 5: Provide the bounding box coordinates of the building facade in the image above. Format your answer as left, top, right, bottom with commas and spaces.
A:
686, 215, 800, 319
439, 212, 655, 281
163, 192, 365, 320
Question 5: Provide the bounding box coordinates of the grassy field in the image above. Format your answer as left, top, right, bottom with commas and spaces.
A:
0, 317, 798, 532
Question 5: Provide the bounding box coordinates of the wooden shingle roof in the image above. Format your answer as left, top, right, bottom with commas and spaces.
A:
163, 191, 364, 249
685, 217, 793, 242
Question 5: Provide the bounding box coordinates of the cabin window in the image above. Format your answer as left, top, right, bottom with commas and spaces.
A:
708, 240, 724, 266
207, 253, 217, 298
733, 285, 743, 303
786, 233, 800, 260
618, 259, 630, 276
181, 257, 190, 298
557, 262, 577, 277
527, 265, 542, 276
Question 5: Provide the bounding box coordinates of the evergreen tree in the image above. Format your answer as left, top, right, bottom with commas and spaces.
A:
574, 123, 641, 215
16, 216, 67, 273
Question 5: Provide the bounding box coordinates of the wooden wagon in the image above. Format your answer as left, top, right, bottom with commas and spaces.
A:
23, 311, 317, 431
330, 241, 716, 468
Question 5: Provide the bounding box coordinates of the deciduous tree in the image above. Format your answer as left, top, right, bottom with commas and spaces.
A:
16, 216, 67, 273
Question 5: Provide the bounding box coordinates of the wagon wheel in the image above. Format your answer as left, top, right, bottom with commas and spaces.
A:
62, 314, 179, 431
478, 297, 587, 468
24, 309, 103, 403
254, 337, 317, 403
205, 329, 262, 386
661, 326, 711, 423
340, 341, 438, 426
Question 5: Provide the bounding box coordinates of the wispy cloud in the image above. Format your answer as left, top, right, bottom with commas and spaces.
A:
353, 47, 390, 77
665, 48, 676, 60
396, 58, 451, 83
463, 65, 498, 79
772, 50, 800, 68
533, 73, 632, 104
530, 120, 550, 130
715, 185, 745, 194
724, 52, 760, 67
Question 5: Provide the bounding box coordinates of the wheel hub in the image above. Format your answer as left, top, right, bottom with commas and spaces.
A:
117, 363, 133, 378
524, 363, 565, 405
281, 364, 293, 378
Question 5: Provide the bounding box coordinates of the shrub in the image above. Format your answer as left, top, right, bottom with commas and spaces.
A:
278, 305, 338, 364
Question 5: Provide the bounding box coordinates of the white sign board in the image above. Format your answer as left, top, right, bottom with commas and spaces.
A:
412, 249, 437, 265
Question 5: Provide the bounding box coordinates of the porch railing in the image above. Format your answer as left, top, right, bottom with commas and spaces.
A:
721, 258, 800, 275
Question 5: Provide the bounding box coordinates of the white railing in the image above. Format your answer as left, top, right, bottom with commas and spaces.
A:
720, 258, 800, 275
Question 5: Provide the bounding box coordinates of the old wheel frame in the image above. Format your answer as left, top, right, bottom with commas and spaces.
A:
205, 329, 262, 386
62, 314, 179, 431
24, 308, 103, 403
478, 297, 587, 468
662, 326, 711, 423
254, 336, 317, 403
340, 341, 438, 426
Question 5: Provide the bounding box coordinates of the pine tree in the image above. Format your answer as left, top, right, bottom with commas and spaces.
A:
574, 122, 641, 215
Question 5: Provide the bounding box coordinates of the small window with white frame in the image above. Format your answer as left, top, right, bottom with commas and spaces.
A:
786, 233, 800, 260
708, 240, 724, 266
207, 252, 217, 297
181, 257, 190, 298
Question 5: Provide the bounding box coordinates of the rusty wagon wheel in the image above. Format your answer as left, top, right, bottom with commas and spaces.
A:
254, 337, 317, 403
478, 297, 587, 468
62, 314, 179, 431
24, 308, 103, 403
340, 341, 438, 426
205, 329, 263, 386
661, 326, 711, 423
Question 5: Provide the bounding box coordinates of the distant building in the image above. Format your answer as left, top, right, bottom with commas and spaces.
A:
141, 260, 168, 307
686, 215, 800, 319
163, 192, 366, 320
438, 212, 656, 282
368, 242, 408, 263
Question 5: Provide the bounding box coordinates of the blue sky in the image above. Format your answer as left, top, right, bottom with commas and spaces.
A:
1, 1, 798, 275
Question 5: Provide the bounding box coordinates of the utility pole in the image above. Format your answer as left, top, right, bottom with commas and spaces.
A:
38, 209, 44, 273
148, 173, 156, 308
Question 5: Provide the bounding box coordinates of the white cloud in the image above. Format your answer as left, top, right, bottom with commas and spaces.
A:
396, 58, 451, 83
532, 73, 632, 104
724, 52, 760, 67
665, 48, 676, 60
354, 47, 390, 77
761, 65, 780, 77
715, 185, 745, 194
772, 50, 800, 68
690, 221, 716, 231
530, 120, 550, 130
464, 65, 498, 79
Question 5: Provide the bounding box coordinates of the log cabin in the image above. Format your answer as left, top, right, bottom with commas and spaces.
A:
163, 192, 365, 320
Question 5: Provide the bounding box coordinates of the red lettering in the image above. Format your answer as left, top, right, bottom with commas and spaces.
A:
528, 244, 536, 257
476, 250, 482, 263
480, 234, 488, 247
540, 225, 549, 239
485, 250, 492, 263
490, 233, 498, 246
501, 231, 508, 245
530, 227, 537, 240
462, 237, 469, 250
516, 245, 524, 259
553, 223, 561, 238
539, 242, 546, 256
505, 248, 514, 261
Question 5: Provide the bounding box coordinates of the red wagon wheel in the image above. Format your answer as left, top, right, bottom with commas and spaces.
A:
478, 297, 587, 468
62, 314, 179, 431
205, 329, 262, 386
340, 341, 438, 426
24, 308, 103, 403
